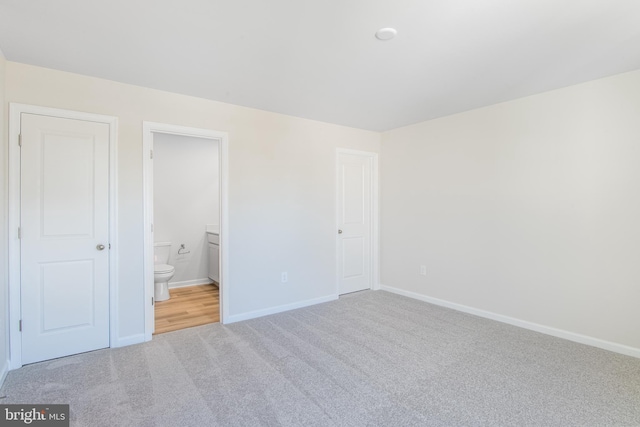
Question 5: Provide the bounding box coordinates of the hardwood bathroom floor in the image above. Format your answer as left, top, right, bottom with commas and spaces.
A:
154, 283, 219, 334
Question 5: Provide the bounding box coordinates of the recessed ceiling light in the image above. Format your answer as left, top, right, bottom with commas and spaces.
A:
375, 28, 397, 41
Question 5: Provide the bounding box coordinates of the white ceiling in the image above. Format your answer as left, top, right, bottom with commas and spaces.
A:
1, 0, 639, 131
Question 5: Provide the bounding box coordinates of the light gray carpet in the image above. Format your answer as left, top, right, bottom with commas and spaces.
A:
2, 290, 639, 426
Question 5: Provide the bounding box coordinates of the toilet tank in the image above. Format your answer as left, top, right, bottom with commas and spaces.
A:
153, 242, 172, 264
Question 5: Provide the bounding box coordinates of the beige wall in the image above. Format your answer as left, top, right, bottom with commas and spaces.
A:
381, 70, 640, 352
5, 62, 381, 341
0, 50, 8, 378
4, 59, 639, 360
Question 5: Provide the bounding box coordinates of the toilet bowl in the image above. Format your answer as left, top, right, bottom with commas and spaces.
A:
154, 242, 175, 301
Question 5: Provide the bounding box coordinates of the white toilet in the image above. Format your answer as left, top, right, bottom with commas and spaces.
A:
154, 242, 175, 302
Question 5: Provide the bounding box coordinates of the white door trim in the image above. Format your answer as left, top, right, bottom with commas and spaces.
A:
8, 103, 119, 369
142, 122, 229, 340
335, 148, 380, 295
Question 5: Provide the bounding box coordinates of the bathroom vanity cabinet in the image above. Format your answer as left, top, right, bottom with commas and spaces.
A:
207, 231, 220, 283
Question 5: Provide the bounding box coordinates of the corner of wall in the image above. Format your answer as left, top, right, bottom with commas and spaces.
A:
0, 361, 8, 391
0, 49, 10, 386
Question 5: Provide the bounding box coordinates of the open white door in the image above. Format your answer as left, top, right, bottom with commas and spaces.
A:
20, 113, 111, 364
337, 150, 375, 295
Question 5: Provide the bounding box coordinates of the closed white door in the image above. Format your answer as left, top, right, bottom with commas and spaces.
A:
20, 113, 110, 364
337, 152, 372, 295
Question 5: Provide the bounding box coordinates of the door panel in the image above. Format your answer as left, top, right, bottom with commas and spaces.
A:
41, 134, 95, 237
41, 260, 95, 331
21, 113, 110, 364
342, 237, 364, 278
337, 152, 372, 295
343, 164, 364, 224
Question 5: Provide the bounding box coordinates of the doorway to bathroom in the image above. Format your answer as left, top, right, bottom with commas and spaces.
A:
142, 122, 229, 339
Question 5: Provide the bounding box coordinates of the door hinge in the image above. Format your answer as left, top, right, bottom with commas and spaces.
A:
109, 243, 111, 249
150, 149, 153, 159
19, 320, 22, 332
151, 223, 154, 232
17, 227, 21, 239
18, 134, 22, 147
152, 297, 154, 306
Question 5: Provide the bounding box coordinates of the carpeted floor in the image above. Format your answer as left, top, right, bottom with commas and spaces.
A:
2, 290, 639, 426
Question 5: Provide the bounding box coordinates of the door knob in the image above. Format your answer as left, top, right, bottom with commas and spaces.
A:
96, 244, 106, 251
338, 229, 343, 234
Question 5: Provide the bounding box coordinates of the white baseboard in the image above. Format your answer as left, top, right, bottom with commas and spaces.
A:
111, 333, 145, 348
379, 284, 640, 359
0, 359, 8, 387
169, 278, 213, 289
226, 294, 338, 324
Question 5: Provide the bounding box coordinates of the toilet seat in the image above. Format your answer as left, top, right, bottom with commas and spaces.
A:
154, 264, 174, 274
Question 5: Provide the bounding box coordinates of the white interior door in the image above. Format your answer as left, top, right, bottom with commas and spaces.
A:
337, 151, 372, 295
20, 113, 110, 364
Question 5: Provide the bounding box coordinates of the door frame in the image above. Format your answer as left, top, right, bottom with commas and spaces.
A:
142, 122, 229, 340
8, 103, 119, 369
335, 148, 380, 295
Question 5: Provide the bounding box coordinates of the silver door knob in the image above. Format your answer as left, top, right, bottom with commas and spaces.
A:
97, 244, 106, 251
338, 229, 343, 234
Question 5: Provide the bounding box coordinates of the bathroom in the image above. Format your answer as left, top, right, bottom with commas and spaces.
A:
152, 132, 220, 334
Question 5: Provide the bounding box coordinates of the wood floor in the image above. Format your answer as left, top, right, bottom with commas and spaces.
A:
154, 283, 219, 334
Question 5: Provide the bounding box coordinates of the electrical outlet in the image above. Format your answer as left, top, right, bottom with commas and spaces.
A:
420, 265, 427, 276
281, 272, 288, 283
